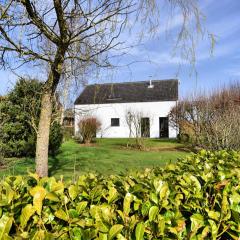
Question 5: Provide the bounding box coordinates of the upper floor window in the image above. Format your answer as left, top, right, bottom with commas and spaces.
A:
111, 118, 120, 126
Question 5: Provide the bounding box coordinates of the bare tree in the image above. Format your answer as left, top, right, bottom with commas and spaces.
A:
0, 0, 205, 176
125, 110, 134, 139
169, 83, 240, 150
125, 109, 152, 149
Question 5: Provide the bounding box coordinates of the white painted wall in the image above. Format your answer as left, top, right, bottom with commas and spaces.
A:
74, 101, 178, 138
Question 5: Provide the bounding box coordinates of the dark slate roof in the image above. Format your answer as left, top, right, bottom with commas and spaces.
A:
74, 79, 178, 105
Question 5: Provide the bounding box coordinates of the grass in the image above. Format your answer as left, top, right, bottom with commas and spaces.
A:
0, 138, 189, 179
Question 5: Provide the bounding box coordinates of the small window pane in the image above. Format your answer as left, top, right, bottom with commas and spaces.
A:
111, 118, 120, 126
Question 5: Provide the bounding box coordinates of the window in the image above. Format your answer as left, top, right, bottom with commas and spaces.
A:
111, 118, 120, 126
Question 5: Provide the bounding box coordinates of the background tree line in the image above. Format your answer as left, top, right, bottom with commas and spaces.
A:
169, 82, 240, 150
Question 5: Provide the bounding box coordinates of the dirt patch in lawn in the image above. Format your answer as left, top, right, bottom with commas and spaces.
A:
149, 146, 191, 152
119, 145, 190, 152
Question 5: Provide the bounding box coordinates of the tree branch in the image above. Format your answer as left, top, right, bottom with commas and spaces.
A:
18, 0, 60, 45
53, 0, 69, 44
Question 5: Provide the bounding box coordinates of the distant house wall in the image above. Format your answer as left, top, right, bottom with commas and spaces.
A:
74, 101, 178, 138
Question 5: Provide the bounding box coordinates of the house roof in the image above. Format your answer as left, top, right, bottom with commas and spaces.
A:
74, 79, 178, 105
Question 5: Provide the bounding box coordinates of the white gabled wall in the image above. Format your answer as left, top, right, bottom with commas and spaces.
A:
74, 101, 178, 138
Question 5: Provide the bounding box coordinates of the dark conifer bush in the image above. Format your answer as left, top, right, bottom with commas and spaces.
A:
0, 79, 63, 157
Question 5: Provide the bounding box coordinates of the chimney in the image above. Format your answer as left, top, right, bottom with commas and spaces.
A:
148, 76, 154, 88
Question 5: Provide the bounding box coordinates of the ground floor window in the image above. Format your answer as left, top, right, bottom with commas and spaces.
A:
111, 118, 120, 126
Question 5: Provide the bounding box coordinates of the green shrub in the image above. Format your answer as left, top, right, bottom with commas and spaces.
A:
0, 150, 6, 168
62, 126, 74, 141
49, 122, 63, 156
0, 151, 239, 239
177, 133, 190, 143
0, 78, 63, 157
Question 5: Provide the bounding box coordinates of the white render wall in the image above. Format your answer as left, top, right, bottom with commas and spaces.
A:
74, 101, 178, 138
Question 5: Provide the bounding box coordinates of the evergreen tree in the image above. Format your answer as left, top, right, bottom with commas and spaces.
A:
0, 79, 63, 157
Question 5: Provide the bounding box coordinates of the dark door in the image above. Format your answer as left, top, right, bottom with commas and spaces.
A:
159, 117, 169, 138
141, 118, 150, 137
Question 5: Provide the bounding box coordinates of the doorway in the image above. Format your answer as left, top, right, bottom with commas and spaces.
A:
141, 118, 150, 137
159, 117, 169, 138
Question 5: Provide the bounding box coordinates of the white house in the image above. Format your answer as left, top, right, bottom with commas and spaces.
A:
74, 79, 178, 138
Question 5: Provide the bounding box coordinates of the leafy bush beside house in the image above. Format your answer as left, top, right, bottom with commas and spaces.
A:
0, 78, 63, 157
0, 150, 239, 239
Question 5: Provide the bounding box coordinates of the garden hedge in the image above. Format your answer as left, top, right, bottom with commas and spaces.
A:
0, 150, 239, 239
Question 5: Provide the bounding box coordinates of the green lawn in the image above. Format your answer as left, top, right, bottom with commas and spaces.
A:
0, 138, 189, 179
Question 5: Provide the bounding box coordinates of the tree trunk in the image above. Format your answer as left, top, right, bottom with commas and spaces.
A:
35, 90, 53, 177
35, 47, 66, 177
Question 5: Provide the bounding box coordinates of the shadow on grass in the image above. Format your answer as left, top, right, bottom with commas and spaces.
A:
48, 157, 61, 176
48, 151, 93, 177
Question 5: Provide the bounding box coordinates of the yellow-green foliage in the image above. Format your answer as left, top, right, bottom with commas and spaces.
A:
0, 150, 239, 239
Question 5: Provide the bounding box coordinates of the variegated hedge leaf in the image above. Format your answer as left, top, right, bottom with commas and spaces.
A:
20, 204, 36, 229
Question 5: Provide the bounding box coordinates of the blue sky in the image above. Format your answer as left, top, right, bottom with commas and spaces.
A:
0, 0, 240, 99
